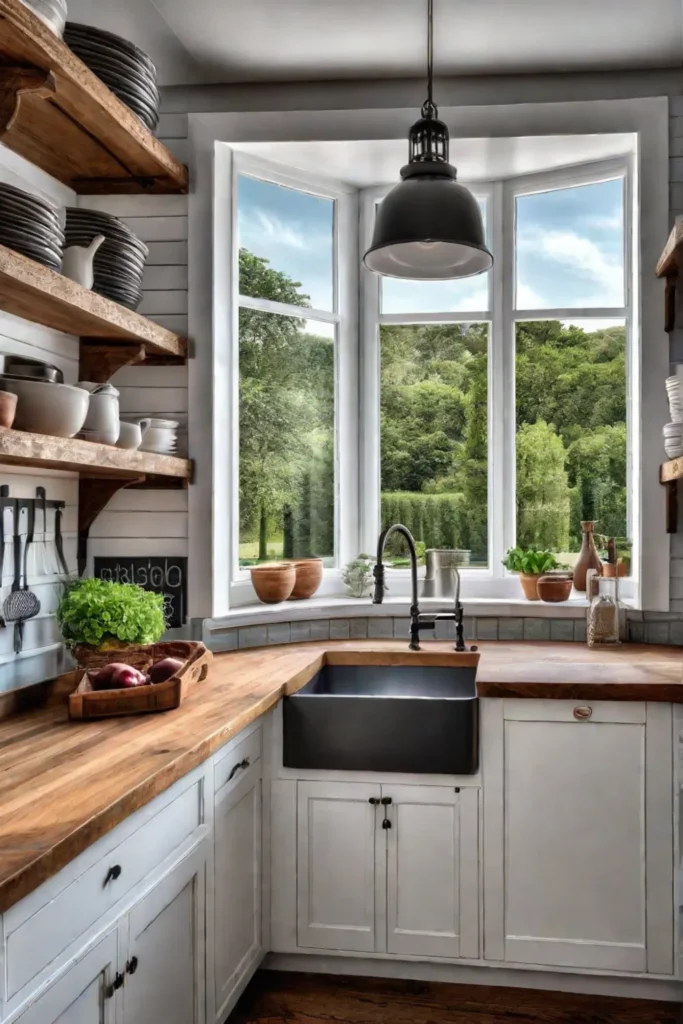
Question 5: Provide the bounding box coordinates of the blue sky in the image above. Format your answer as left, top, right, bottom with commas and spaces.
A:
238, 172, 624, 323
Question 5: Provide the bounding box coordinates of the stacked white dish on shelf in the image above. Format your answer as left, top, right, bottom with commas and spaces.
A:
664, 369, 683, 457
132, 418, 178, 455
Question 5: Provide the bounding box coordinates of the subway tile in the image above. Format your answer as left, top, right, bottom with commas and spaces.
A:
238, 625, 268, 649
206, 629, 238, 653
309, 619, 330, 641
671, 578, 683, 601
435, 618, 455, 640
475, 618, 498, 640
628, 620, 645, 643
672, 533, 683, 558
671, 137, 683, 157
573, 619, 587, 643
670, 620, 683, 645
267, 622, 290, 645
290, 620, 312, 643
671, 97, 683, 116
671, 158, 683, 182
670, 116, 683, 138
349, 618, 368, 639
498, 618, 524, 641
646, 622, 670, 645
670, 560, 683, 578
330, 618, 350, 639
670, 599, 683, 615
464, 616, 476, 641
523, 618, 550, 641
550, 619, 575, 642
367, 618, 393, 639
393, 617, 409, 638
644, 610, 681, 621
671, 184, 683, 210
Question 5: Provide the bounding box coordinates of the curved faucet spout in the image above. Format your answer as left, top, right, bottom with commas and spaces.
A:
374, 523, 418, 608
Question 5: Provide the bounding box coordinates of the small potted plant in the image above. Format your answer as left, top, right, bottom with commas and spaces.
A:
341, 554, 376, 598
502, 547, 563, 601
57, 577, 166, 668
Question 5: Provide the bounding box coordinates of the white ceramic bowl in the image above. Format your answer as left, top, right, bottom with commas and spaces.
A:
0, 378, 89, 437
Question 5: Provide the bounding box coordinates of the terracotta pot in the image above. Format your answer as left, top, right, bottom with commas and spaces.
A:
519, 573, 542, 600
0, 390, 17, 429
537, 573, 573, 603
573, 520, 602, 591
74, 640, 151, 671
289, 558, 323, 600
250, 563, 296, 603
602, 561, 627, 578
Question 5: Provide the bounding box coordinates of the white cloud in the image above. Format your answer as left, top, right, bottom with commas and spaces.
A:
580, 212, 623, 231
517, 227, 624, 307
240, 207, 308, 251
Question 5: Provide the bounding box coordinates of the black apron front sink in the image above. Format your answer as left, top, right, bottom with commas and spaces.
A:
283, 663, 479, 775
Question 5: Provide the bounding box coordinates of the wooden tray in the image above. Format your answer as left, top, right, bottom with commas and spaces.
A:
68, 641, 212, 719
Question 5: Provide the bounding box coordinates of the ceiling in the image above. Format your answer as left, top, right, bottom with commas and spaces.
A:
232, 134, 636, 186
67, 0, 683, 86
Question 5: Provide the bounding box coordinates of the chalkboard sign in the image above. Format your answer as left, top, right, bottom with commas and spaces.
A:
93, 557, 188, 628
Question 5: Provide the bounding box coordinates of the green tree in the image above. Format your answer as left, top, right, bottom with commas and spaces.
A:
516, 420, 571, 550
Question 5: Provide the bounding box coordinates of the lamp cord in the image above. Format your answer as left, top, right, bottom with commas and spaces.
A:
423, 0, 437, 118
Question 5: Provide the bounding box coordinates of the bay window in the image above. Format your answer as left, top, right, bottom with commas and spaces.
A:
225, 148, 638, 606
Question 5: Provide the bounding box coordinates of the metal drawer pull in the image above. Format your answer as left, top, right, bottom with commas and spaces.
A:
228, 757, 250, 781
103, 864, 122, 886
573, 706, 593, 721
106, 972, 124, 998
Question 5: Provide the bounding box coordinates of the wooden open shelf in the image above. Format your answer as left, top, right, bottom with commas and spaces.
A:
660, 457, 683, 533
0, 0, 188, 194
0, 426, 191, 480
0, 244, 186, 361
656, 220, 683, 332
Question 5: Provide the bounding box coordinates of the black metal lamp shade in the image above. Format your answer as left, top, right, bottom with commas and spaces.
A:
364, 160, 493, 280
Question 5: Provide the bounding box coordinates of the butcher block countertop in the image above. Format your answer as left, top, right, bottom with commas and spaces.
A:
0, 640, 679, 913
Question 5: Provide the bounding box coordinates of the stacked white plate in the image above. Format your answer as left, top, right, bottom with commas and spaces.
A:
666, 369, 683, 423
663, 421, 683, 459
20, 0, 67, 36
138, 418, 178, 455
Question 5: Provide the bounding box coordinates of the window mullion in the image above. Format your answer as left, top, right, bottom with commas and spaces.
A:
501, 180, 517, 565
489, 181, 508, 579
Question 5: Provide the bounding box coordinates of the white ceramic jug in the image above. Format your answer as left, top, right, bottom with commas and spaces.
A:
61, 235, 105, 289
80, 383, 120, 445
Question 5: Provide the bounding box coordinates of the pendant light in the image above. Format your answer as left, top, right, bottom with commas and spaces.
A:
363, 0, 493, 280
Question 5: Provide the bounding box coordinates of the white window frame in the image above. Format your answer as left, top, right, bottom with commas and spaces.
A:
359, 157, 638, 603
221, 150, 359, 607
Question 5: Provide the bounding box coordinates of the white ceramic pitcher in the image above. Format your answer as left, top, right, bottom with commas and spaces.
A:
61, 234, 105, 289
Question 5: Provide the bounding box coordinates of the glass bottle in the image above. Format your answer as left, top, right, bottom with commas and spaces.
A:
587, 573, 620, 647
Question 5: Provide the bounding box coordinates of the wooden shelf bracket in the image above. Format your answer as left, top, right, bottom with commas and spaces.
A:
77, 475, 144, 575
79, 340, 147, 384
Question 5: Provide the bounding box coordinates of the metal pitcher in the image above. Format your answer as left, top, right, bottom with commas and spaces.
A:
422, 548, 470, 598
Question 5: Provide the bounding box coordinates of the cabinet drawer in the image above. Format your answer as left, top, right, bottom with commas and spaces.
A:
6, 778, 202, 1000
214, 727, 261, 794
503, 699, 646, 724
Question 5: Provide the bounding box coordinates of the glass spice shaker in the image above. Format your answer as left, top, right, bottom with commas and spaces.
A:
586, 569, 620, 647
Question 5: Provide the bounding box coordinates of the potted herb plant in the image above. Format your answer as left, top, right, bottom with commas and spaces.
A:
502, 547, 564, 601
57, 577, 166, 668
341, 554, 375, 598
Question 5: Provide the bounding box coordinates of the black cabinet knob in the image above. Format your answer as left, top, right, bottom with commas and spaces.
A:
126, 956, 139, 975
368, 797, 380, 805
382, 818, 392, 829
103, 864, 122, 887
106, 972, 125, 998
381, 796, 392, 806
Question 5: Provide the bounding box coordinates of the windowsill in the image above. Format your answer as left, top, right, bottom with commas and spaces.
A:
204, 594, 611, 635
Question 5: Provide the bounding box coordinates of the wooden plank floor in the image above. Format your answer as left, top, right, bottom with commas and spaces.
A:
228, 970, 681, 1024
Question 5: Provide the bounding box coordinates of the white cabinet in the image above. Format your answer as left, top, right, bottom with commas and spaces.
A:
13, 931, 117, 1024
295, 780, 479, 957
297, 781, 381, 952
483, 699, 674, 975
214, 754, 262, 1021
122, 844, 206, 1024
387, 785, 479, 959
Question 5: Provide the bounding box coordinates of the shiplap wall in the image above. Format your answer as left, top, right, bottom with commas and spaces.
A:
0, 149, 79, 690
78, 118, 189, 573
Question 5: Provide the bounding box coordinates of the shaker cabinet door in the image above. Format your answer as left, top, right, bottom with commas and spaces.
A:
386, 785, 479, 959
122, 844, 206, 1024
14, 931, 118, 1024
214, 760, 262, 1020
483, 699, 673, 974
297, 781, 383, 952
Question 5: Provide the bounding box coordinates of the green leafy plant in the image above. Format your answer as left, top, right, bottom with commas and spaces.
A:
341, 554, 376, 598
56, 578, 166, 649
502, 546, 564, 576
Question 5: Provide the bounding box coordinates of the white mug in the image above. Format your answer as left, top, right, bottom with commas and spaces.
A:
116, 419, 148, 450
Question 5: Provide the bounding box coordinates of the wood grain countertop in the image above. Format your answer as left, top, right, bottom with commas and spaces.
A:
0, 640, 679, 913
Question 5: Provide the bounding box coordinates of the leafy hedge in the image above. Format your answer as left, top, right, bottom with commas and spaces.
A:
381, 492, 466, 550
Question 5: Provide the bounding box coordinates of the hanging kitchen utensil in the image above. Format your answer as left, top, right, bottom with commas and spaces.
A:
54, 505, 70, 576
3, 502, 26, 648
36, 486, 52, 576
14, 500, 41, 653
